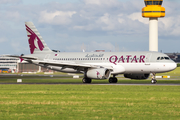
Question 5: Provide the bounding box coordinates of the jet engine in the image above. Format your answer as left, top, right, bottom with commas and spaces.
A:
124, 74, 150, 79
86, 68, 111, 79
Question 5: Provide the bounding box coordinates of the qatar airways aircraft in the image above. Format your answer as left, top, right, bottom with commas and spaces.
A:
8, 22, 176, 84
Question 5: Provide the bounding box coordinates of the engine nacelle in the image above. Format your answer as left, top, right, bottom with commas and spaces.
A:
124, 74, 150, 80
86, 68, 111, 79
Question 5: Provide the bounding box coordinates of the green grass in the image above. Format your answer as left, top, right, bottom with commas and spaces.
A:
0, 85, 180, 120
0, 68, 180, 119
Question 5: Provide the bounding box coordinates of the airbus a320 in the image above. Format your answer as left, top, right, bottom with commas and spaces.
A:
8, 22, 177, 84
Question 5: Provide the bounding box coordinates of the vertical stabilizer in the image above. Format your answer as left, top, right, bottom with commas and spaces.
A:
25, 22, 52, 54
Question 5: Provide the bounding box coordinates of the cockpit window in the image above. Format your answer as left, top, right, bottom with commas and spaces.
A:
157, 56, 170, 60
164, 57, 170, 60
160, 57, 164, 60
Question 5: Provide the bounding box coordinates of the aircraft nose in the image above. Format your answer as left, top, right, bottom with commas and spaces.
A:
170, 62, 177, 71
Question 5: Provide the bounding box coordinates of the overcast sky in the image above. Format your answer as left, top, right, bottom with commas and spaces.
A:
0, 0, 180, 55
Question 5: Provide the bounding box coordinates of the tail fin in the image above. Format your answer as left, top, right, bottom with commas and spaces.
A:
25, 22, 52, 54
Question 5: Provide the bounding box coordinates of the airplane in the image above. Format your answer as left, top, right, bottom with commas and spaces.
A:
8, 22, 177, 84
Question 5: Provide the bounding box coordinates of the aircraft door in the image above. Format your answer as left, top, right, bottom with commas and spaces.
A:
145, 53, 152, 65
103, 57, 106, 63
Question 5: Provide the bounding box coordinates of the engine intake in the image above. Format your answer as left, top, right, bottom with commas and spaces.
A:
86, 68, 111, 79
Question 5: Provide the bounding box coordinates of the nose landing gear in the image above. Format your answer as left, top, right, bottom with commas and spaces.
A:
151, 79, 157, 84
151, 73, 157, 84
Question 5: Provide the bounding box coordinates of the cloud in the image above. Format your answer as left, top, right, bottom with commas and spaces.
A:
65, 41, 115, 52
83, 0, 119, 7
11, 42, 22, 52
5, 11, 20, 21
0, 0, 180, 54
39, 10, 77, 25
90, 41, 115, 51
30, 0, 179, 38
0, 37, 7, 43
96, 13, 116, 31
0, 0, 21, 4
128, 12, 149, 24
159, 14, 180, 36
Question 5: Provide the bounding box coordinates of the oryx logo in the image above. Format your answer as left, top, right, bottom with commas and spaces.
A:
96, 71, 102, 78
26, 25, 44, 54
97, 71, 100, 76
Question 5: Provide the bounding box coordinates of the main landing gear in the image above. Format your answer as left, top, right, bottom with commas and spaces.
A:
151, 73, 157, 84
82, 78, 92, 83
109, 75, 118, 83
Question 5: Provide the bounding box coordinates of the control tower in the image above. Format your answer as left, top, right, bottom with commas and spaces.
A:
142, 0, 165, 52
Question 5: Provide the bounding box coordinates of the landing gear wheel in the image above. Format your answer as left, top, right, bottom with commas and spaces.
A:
109, 77, 118, 83
151, 73, 157, 84
82, 78, 92, 83
109, 77, 113, 83
151, 79, 157, 84
113, 77, 118, 83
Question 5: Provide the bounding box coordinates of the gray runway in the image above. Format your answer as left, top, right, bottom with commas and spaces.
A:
1, 83, 180, 86
1, 74, 180, 86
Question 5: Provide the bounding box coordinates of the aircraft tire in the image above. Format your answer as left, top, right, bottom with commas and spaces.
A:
109, 77, 113, 83
151, 79, 157, 84
109, 77, 118, 83
82, 78, 92, 83
113, 77, 118, 83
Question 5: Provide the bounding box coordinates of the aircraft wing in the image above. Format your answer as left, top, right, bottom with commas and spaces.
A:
7, 55, 113, 70
36, 60, 100, 69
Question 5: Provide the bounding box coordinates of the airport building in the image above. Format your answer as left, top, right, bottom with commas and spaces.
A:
0, 55, 50, 73
18, 63, 50, 73
0, 55, 18, 73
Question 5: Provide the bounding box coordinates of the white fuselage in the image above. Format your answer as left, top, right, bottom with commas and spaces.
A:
29, 51, 176, 75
